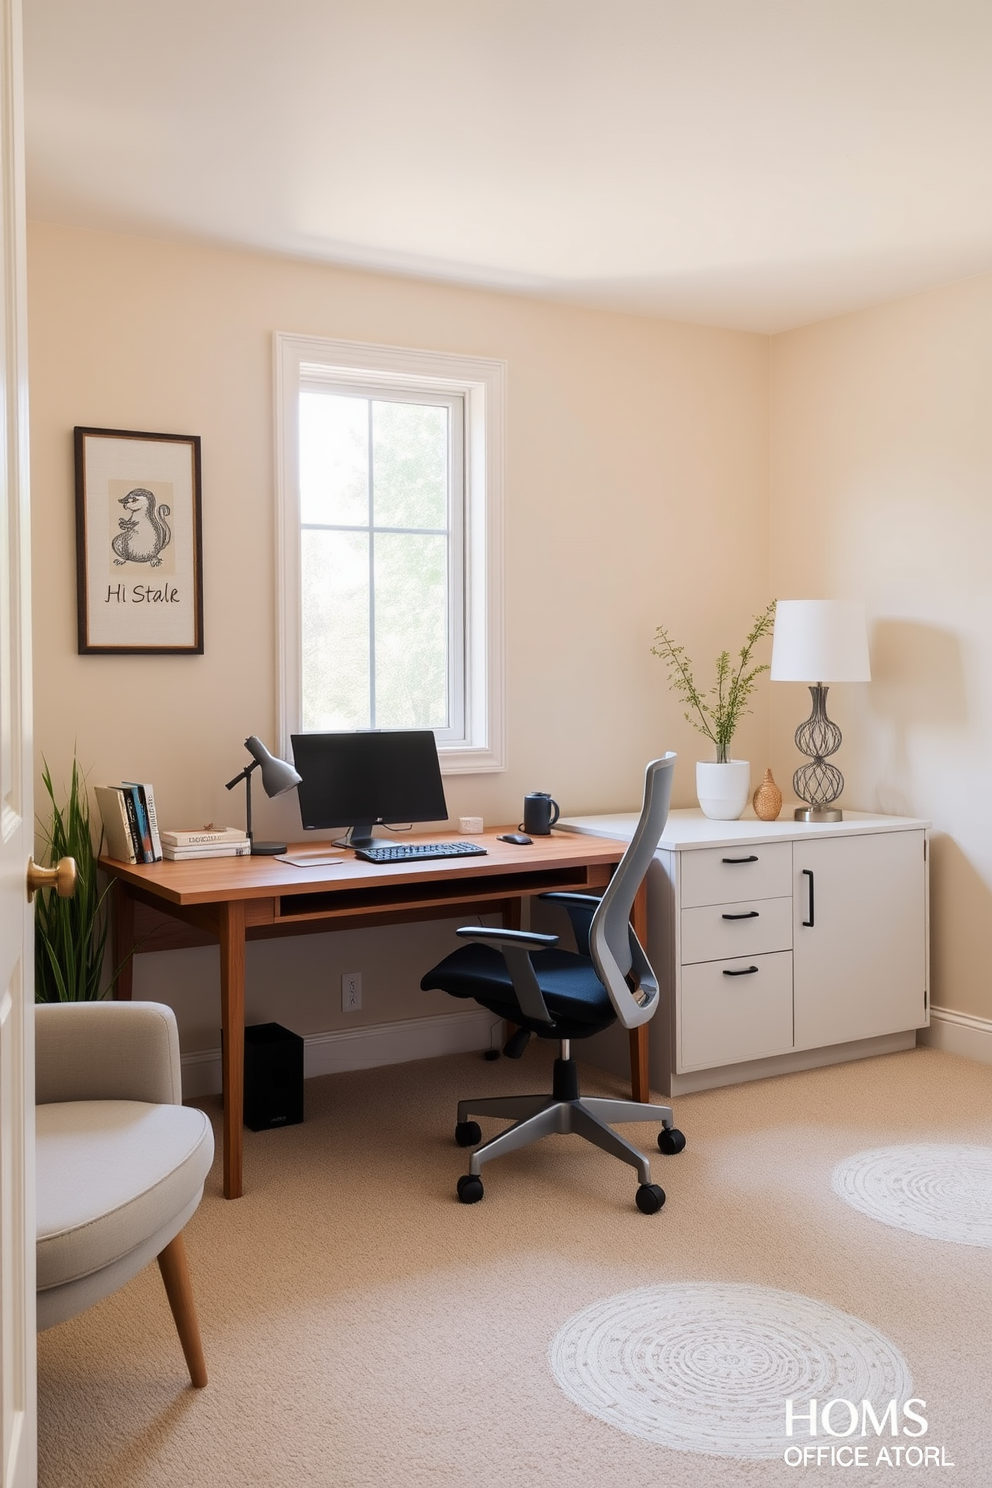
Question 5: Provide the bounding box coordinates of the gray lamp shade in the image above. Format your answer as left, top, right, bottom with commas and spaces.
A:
770, 600, 871, 683
244, 736, 302, 797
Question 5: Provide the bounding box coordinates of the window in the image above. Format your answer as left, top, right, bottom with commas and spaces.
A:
276, 335, 505, 772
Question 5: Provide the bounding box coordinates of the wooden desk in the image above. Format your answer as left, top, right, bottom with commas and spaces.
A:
104, 829, 647, 1198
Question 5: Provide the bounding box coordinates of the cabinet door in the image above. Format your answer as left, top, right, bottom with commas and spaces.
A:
793, 830, 927, 1050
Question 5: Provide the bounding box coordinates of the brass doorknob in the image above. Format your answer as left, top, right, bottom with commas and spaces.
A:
26, 856, 77, 902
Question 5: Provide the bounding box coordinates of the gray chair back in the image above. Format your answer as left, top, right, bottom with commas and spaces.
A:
588, 753, 676, 1029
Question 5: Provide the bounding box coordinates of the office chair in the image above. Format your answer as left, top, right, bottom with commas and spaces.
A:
421, 754, 684, 1213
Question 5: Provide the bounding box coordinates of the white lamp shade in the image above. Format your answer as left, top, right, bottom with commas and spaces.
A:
770, 600, 871, 683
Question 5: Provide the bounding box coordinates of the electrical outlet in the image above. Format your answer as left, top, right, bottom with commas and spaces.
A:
341, 971, 362, 1012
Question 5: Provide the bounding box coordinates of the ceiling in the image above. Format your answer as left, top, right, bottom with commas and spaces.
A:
22, 0, 992, 333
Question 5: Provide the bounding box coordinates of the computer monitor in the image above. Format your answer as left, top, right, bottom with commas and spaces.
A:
290, 730, 449, 848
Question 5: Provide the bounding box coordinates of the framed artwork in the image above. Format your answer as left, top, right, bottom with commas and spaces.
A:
74, 426, 204, 654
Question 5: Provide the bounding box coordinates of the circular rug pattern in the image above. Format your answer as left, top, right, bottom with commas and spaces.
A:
548, 1282, 912, 1459
832, 1143, 992, 1246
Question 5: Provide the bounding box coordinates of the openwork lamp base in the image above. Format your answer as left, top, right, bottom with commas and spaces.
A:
792, 683, 845, 821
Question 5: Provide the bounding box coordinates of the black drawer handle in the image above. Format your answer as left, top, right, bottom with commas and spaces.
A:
723, 965, 759, 977
802, 868, 815, 927
722, 854, 759, 864
722, 910, 759, 920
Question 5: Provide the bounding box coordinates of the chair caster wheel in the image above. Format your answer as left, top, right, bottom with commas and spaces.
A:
457, 1174, 484, 1204
636, 1183, 666, 1214
455, 1120, 482, 1147
658, 1127, 686, 1155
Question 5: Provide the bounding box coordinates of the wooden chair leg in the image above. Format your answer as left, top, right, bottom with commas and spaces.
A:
157, 1231, 208, 1388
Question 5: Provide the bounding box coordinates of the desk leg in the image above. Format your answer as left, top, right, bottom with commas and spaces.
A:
630, 880, 650, 1102
112, 883, 135, 1001
629, 1027, 650, 1103
219, 899, 246, 1199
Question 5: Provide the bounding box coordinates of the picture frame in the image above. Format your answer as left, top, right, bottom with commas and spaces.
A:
74, 426, 204, 654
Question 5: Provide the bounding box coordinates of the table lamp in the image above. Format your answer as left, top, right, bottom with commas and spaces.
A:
225, 736, 302, 855
770, 600, 871, 822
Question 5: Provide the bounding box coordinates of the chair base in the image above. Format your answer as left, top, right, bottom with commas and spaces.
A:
457, 1055, 679, 1189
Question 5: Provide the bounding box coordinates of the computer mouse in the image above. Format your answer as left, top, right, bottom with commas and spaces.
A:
497, 832, 532, 845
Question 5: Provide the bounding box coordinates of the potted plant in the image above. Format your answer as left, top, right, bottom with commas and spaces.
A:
651, 601, 776, 819
34, 757, 116, 1001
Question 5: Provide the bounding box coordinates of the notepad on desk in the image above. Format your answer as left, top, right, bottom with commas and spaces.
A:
275, 850, 347, 867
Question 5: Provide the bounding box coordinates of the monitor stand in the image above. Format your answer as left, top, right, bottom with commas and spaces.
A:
332, 823, 376, 850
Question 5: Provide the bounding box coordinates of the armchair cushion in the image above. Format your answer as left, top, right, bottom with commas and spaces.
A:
36, 1098, 213, 1294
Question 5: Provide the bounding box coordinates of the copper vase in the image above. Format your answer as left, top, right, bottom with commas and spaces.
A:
752, 768, 783, 822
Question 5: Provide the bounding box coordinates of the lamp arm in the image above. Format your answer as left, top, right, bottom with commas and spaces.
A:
224, 759, 259, 841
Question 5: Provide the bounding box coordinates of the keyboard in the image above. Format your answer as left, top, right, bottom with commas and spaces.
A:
353, 840, 489, 864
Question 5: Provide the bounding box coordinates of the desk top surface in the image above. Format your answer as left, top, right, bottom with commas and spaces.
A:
558, 806, 931, 851
100, 827, 630, 906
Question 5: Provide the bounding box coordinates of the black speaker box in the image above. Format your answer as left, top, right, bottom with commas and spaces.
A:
243, 1022, 304, 1131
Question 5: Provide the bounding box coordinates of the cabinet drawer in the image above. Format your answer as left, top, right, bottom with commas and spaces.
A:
680, 841, 792, 908
681, 896, 792, 964
679, 951, 794, 1071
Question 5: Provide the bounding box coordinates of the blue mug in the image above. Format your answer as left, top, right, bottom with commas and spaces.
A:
522, 792, 560, 836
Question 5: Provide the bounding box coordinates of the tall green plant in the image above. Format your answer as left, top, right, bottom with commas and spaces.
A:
34, 758, 114, 1001
651, 601, 777, 763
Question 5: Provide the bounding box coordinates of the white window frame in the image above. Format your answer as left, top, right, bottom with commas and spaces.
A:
275, 333, 506, 773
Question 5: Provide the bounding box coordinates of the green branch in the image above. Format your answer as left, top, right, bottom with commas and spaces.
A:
651, 601, 776, 763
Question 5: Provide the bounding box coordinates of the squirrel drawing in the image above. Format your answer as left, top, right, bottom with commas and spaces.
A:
111, 488, 172, 567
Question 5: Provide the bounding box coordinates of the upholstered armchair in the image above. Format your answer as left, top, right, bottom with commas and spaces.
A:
35, 1001, 214, 1386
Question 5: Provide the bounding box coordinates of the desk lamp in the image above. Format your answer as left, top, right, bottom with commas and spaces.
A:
770, 600, 871, 822
225, 736, 302, 855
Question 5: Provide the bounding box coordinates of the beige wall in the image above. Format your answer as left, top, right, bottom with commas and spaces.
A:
28, 222, 770, 1051
770, 271, 992, 1021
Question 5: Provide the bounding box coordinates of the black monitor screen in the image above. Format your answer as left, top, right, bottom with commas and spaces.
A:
291, 730, 448, 846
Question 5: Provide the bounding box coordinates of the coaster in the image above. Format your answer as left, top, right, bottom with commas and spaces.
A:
548, 1282, 912, 1459
833, 1143, 992, 1247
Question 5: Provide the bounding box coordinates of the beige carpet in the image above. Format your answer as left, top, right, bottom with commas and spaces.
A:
38, 1044, 992, 1487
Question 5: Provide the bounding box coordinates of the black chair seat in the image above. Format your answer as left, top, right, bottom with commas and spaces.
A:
422, 943, 614, 1035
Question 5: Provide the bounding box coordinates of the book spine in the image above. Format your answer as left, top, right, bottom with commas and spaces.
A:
160, 830, 247, 847
118, 788, 145, 861
125, 782, 163, 861
125, 785, 155, 863
163, 842, 253, 860
143, 785, 163, 860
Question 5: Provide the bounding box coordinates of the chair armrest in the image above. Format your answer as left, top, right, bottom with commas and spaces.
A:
35, 1001, 183, 1106
538, 893, 601, 909
454, 927, 559, 949
539, 891, 602, 956
453, 928, 558, 1025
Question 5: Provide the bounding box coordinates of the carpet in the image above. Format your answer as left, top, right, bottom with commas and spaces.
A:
37, 1043, 992, 1487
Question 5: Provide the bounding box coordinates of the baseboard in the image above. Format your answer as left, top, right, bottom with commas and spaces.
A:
181, 1008, 501, 1099
917, 1005, 992, 1066
662, 1030, 917, 1097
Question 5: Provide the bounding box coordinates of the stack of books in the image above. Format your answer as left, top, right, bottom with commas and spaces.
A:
95, 782, 163, 864
160, 827, 251, 861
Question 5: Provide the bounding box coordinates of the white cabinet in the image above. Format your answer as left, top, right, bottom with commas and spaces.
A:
558, 809, 930, 1096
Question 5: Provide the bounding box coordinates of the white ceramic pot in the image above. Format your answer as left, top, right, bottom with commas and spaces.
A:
696, 760, 750, 821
